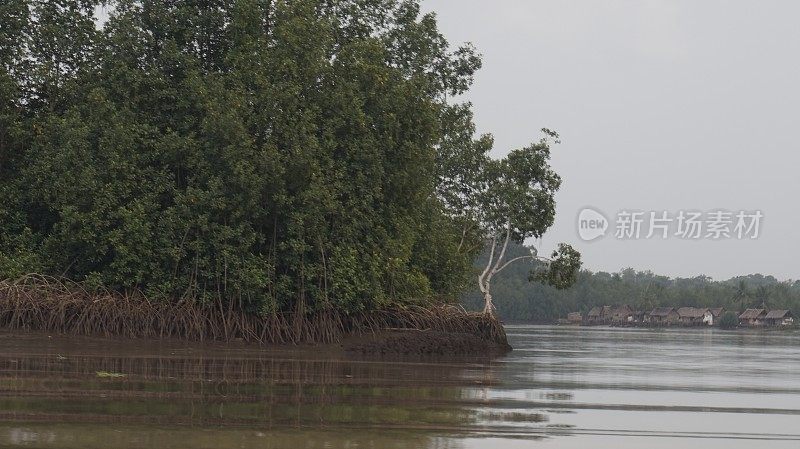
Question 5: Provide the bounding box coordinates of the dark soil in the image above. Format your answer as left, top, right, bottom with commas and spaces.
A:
343, 329, 512, 356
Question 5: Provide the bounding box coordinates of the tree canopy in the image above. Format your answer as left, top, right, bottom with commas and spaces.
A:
0, 0, 577, 316
436, 117, 581, 315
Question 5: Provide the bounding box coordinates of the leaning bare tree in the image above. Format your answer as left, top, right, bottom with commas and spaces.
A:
437, 107, 581, 316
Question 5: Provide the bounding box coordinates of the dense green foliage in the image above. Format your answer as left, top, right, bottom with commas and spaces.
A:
464, 242, 800, 322
435, 104, 582, 315
0, 0, 498, 313
718, 312, 739, 329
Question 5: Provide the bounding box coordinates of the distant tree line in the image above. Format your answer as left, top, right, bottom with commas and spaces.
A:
462, 242, 799, 323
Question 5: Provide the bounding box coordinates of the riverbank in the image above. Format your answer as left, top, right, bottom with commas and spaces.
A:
560, 305, 794, 329
344, 329, 511, 356
0, 277, 510, 354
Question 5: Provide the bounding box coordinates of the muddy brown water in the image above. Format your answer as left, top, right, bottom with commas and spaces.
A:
1, 325, 799, 448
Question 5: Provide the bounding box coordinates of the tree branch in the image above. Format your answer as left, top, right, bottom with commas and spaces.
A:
457, 222, 473, 252
485, 221, 512, 287
491, 220, 512, 274
477, 234, 497, 293
495, 255, 539, 274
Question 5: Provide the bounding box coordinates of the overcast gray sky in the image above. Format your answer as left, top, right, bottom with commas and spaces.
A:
422, 0, 799, 281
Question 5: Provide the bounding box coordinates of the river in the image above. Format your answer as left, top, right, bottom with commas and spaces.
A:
0, 325, 798, 448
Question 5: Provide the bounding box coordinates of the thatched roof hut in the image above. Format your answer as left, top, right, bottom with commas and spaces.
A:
764, 310, 793, 326
739, 308, 767, 326
765, 310, 791, 319
709, 307, 724, 317
646, 307, 678, 323
610, 305, 633, 322
587, 306, 603, 318
677, 307, 707, 319
649, 307, 676, 317
739, 308, 766, 320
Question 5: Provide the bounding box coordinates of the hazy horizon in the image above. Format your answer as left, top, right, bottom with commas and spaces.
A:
423, 0, 799, 281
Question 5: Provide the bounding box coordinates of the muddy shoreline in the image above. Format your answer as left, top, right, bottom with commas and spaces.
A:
0, 327, 512, 359
343, 329, 512, 356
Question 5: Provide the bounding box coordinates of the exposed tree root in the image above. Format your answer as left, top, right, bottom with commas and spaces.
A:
0, 275, 508, 347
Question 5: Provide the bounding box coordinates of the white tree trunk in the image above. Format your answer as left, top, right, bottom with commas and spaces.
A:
482, 290, 494, 315
477, 221, 542, 318
478, 222, 511, 317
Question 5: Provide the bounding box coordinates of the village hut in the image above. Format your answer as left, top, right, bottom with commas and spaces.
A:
677, 307, 711, 326
567, 312, 583, 324
586, 306, 603, 324
703, 309, 714, 325
586, 306, 612, 325
646, 307, 679, 325
709, 308, 725, 322
764, 310, 794, 327
739, 308, 767, 327
610, 305, 634, 324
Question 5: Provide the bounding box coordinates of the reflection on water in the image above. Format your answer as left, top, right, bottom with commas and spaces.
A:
1, 326, 800, 448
